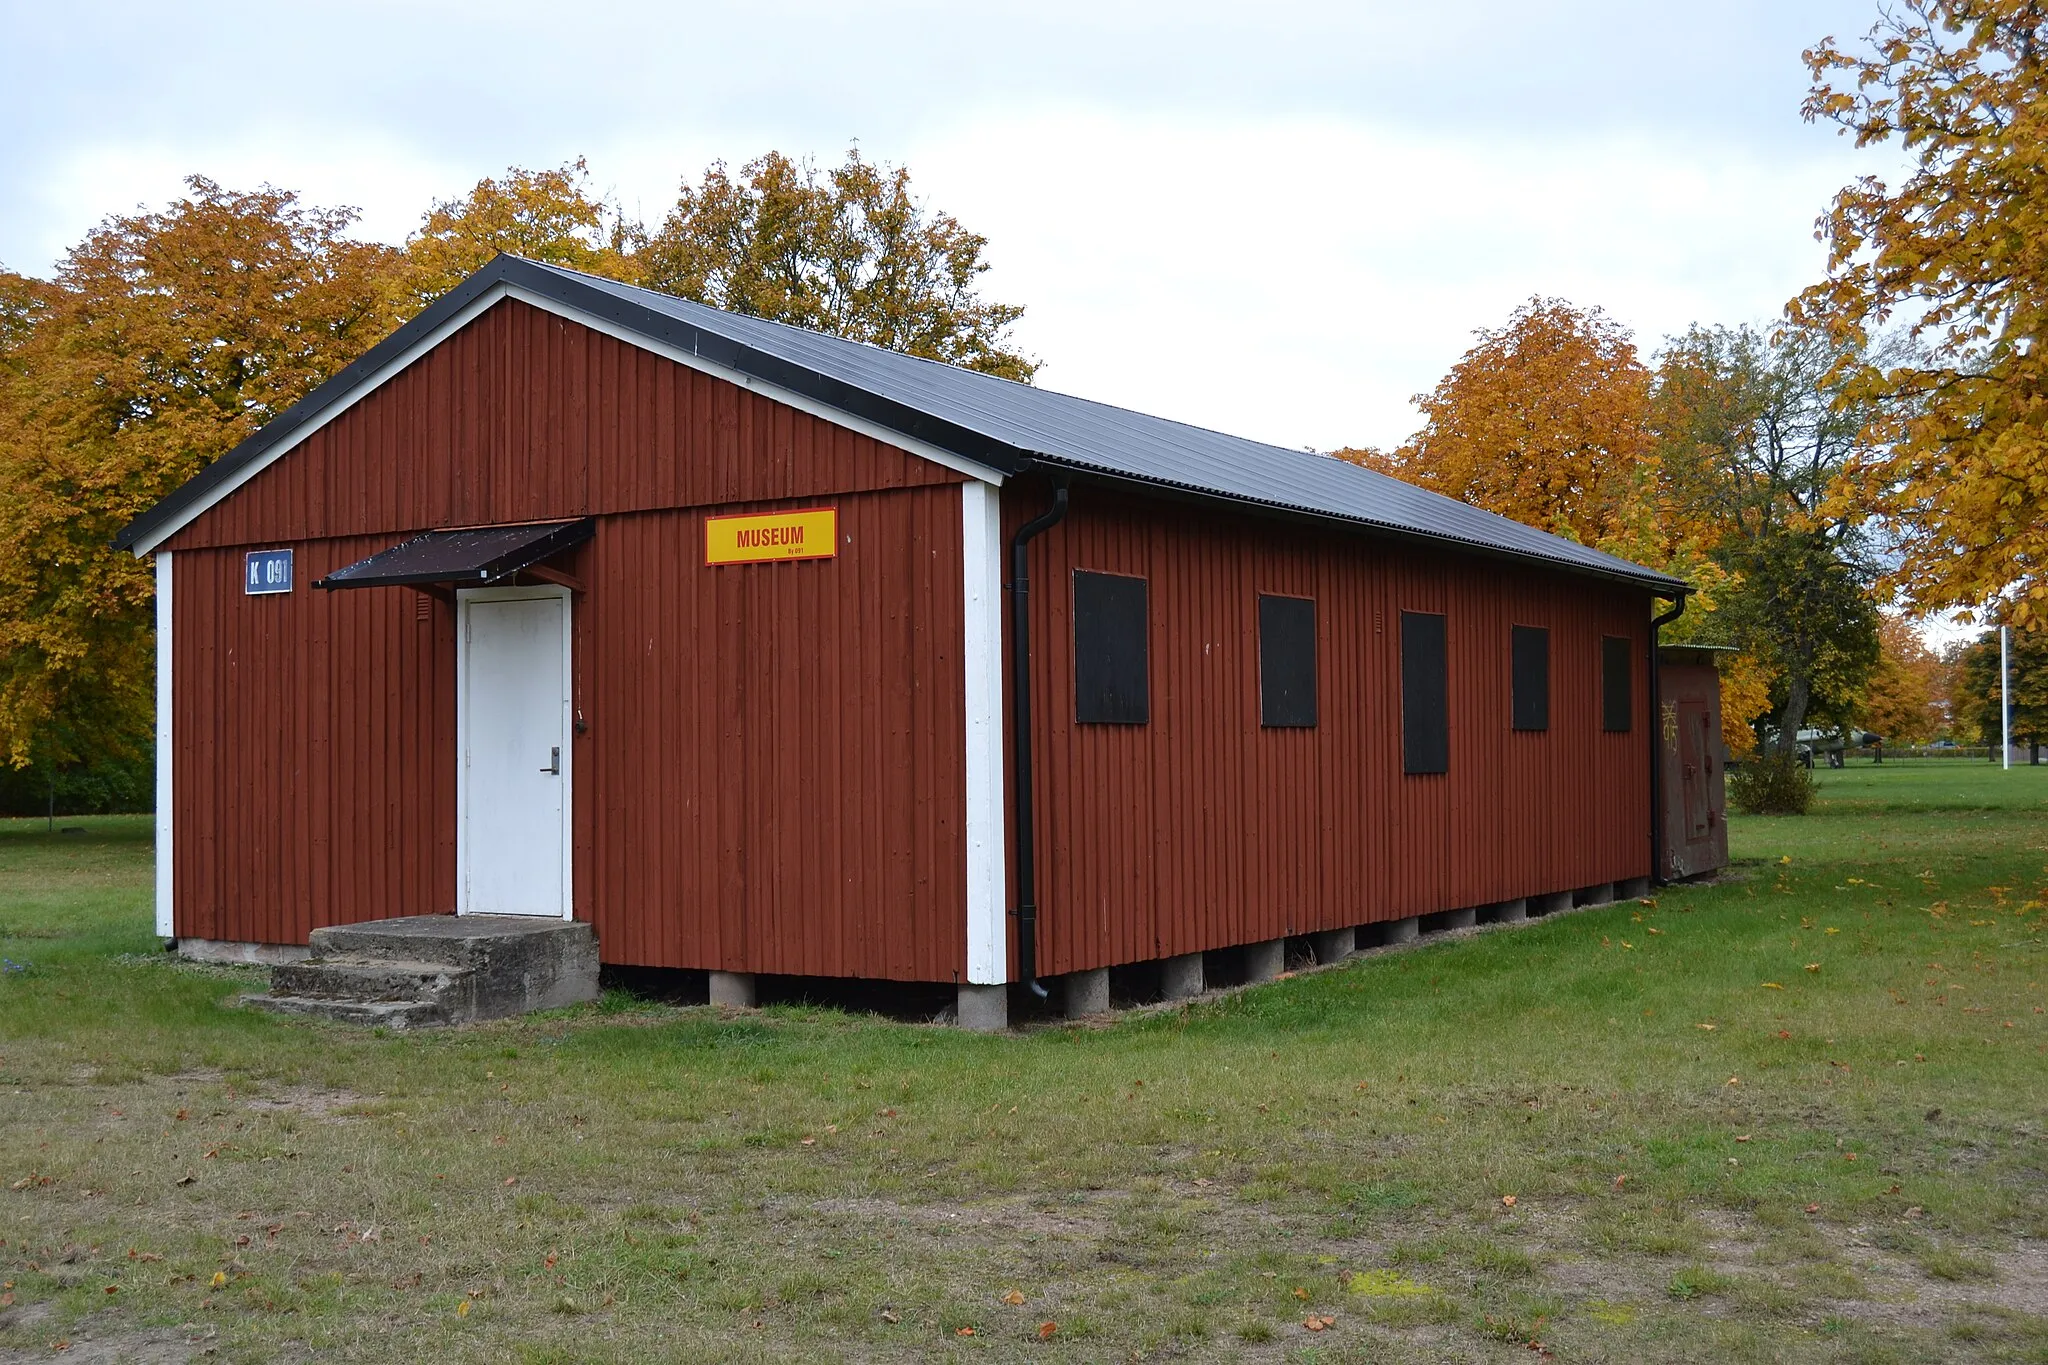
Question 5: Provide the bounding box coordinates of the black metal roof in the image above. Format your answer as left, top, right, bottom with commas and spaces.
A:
117, 254, 1686, 594
316, 519, 593, 590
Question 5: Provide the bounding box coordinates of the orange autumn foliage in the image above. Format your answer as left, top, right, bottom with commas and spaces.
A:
1349, 298, 1654, 551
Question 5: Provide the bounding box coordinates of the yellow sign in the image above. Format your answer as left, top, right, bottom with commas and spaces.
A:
704, 507, 838, 565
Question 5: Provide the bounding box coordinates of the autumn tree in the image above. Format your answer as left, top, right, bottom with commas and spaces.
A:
1356, 298, 1653, 549
0, 179, 404, 770
1795, 1, 2048, 628
1859, 614, 1945, 744
641, 149, 1036, 381
404, 158, 641, 308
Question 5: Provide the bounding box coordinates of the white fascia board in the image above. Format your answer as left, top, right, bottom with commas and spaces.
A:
961, 480, 1009, 984
498, 283, 1005, 489
153, 551, 174, 937
126, 283, 1006, 559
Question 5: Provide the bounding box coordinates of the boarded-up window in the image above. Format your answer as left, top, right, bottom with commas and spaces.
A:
1259, 594, 1317, 728
1074, 570, 1149, 724
1402, 610, 1448, 774
1602, 635, 1633, 732
1511, 625, 1549, 732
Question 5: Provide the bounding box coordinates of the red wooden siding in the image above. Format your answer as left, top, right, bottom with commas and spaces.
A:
165, 298, 960, 554
1006, 482, 1653, 979
167, 300, 970, 977
171, 539, 455, 945
579, 491, 966, 981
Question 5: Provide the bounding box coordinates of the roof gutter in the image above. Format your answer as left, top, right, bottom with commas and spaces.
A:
1006, 471, 1070, 1001
1649, 590, 1689, 885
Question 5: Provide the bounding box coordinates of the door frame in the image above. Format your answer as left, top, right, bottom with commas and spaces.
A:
455, 583, 574, 919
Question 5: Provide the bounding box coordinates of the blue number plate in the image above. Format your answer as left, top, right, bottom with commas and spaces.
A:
245, 549, 294, 595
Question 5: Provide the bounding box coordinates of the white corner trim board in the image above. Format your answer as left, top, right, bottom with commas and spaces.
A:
961, 481, 1009, 985
154, 551, 173, 937
126, 282, 1004, 558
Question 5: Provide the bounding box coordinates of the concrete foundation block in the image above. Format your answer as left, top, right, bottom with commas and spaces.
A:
1532, 891, 1574, 915
709, 970, 756, 1008
1384, 916, 1420, 945
1310, 927, 1355, 965
1618, 876, 1653, 900
1244, 938, 1286, 982
1493, 898, 1529, 924
1577, 882, 1616, 908
1160, 952, 1205, 999
957, 983, 1009, 1032
1064, 968, 1111, 1019
178, 938, 311, 967
1440, 907, 1478, 932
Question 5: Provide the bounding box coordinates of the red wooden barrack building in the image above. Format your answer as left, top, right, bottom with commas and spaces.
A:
118, 256, 1719, 1027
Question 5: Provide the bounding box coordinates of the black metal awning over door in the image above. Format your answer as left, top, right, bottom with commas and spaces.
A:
315, 519, 593, 590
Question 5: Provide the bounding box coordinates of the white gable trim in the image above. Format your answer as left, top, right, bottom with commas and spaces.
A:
127, 284, 1004, 557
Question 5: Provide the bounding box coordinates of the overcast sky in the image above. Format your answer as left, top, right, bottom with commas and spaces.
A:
3, 0, 1891, 454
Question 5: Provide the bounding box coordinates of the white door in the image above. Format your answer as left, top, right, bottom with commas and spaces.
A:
458, 589, 571, 916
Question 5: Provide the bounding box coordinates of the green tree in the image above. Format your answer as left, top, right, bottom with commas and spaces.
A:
1650, 322, 1883, 756
642, 149, 1036, 381
1955, 621, 2048, 762
0, 178, 404, 770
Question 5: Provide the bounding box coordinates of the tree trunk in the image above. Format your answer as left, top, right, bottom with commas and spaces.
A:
1776, 674, 1812, 760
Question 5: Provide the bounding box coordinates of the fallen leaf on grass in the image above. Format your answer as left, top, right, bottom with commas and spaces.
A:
955, 1326, 975, 1336
1725, 1076, 1741, 1086
1501, 1195, 1518, 1208
1696, 1023, 1717, 1031
457, 1298, 471, 1318
1804, 1204, 1821, 1214
502, 1177, 517, 1186
1735, 1135, 1751, 1143
1303, 1314, 1336, 1331
1000, 1289, 1026, 1305
1037, 1321, 1058, 1339
208, 1272, 226, 1290
1805, 963, 1822, 973
1612, 1174, 1628, 1189
879, 1310, 899, 1323
1762, 983, 1784, 990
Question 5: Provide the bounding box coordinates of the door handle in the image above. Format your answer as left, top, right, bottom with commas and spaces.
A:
541, 746, 560, 774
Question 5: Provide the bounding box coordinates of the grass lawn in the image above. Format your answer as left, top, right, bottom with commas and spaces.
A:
0, 759, 2043, 1363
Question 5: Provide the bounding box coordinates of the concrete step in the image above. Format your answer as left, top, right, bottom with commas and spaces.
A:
310, 915, 592, 969
241, 994, 448, 1029
271, 957, 468, 1004
278, 915, 598, 1025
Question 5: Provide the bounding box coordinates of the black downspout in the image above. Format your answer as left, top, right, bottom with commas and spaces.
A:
1008, 475, 1069, 1000
1648, 592, 1688, 886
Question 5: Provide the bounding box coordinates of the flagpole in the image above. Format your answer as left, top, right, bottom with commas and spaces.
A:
2002, 625, 2011, 771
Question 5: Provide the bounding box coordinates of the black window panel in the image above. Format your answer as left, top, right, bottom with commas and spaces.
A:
1602, 635, 1633, 732
1511, 625, 1550, 731
1259, 594, 1318, 728
1073, 570, 1149, 724
1401, 610, 1449, 774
